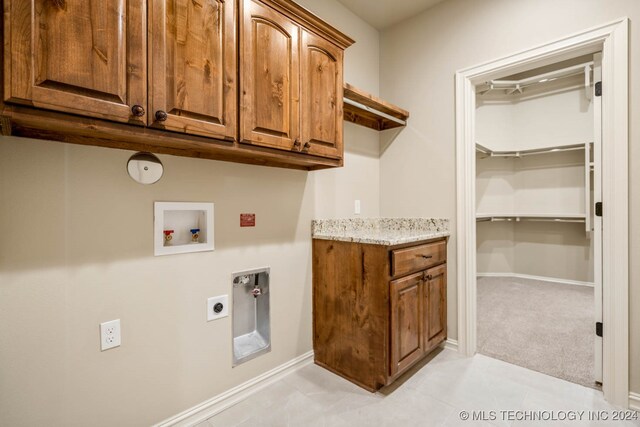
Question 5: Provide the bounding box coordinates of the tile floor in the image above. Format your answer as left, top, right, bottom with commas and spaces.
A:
196, 349, 639, 427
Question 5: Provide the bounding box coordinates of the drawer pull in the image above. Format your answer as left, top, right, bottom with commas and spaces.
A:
391, 240, 446, 277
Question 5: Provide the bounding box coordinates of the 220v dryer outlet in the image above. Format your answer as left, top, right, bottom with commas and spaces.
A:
207, 295, 229, 321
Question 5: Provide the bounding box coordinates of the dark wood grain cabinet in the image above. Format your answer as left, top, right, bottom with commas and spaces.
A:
313, 237, 448, 391
240, 0, 300, 151
390, 272, 425, 377
424, 263, 447, 351
240, 0, 344, 159
148, 0, 237, 140
299, 29, 343, 159
3, 0, 147, 125
1, 0, 353, 170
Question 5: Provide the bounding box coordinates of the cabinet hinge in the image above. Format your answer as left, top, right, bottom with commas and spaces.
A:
595, 81, 602, 97
596, 322, 603, 337
595, 202, 603, 217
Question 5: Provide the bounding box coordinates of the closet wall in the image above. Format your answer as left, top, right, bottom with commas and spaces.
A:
476, 74, 594, 283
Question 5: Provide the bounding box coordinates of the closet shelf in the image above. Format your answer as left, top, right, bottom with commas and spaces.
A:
343, 83, 409, 131
476, 142, 588, 159
476, 213, 586, 223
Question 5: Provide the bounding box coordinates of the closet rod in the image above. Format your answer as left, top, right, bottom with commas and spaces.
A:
479, 61, 593, 95
343, 98, 407, 126
477, 216, 586, 223
476, 143, 588, 159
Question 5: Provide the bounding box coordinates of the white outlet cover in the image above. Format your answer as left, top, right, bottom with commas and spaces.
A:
207, 295, 229, 321
354, 199, 361, 215
100, 319, 121, 351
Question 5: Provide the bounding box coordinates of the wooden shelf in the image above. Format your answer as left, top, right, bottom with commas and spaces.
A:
343, 83, 409, 131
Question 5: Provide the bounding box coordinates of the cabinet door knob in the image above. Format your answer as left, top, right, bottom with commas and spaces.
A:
303, 142, 311, 150
423, 272, 433, 281
131, 105, 145, 117
155, 110, 168, 122
293, 139, 301, 150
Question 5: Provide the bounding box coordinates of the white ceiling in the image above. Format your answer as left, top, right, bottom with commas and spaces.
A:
336, 0, 446, 30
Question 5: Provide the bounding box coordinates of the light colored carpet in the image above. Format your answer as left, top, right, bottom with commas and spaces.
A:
477, 276, 597, 389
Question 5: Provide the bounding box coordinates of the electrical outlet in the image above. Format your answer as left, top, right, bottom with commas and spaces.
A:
207, 295, 229, 321
354, 199, 361, 215
100, 319, 121, 351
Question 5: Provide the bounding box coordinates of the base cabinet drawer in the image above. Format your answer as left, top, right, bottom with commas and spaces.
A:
392, 240, 446, 277
313, 237, 448, 391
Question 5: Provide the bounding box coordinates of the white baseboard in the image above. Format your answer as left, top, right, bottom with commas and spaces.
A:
153, 351, 314, 427
444, 339, 458, 351
477, 272, 595, 287
630, 392, 640, 412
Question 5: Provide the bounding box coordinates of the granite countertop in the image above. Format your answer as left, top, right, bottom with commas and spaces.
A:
311, 218, 449, 246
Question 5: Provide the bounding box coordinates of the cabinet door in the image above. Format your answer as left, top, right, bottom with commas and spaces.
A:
4, 0, 146, 124
299, 30, 343, 159
240, 0, 300, 151
424, 264, 447, 351
149, 0, 236, 140
390, 272, 424, 377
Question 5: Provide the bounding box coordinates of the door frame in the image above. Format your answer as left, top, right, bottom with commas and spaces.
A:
455, 18, 629, 406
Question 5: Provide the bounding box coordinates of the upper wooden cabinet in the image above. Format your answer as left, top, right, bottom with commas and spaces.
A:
240, 0, 300, 151
300, 30, 343, 159
240, 0, 348, 159
1, 0, 354, 170
3, 0, 147, 125
149, 0, 237, 140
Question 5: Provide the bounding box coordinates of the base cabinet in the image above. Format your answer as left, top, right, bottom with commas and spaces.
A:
425, 264, 447, 351
390, 272, 424, 377
313, 237, 448, 391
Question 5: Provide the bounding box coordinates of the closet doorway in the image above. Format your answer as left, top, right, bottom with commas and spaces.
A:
474, 54, 602, 388
454, 18, 629, 407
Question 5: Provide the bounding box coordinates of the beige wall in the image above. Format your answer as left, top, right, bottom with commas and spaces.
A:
476, 222, 515, 273
0, 1, 380, 425
379, 0, 639, 393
